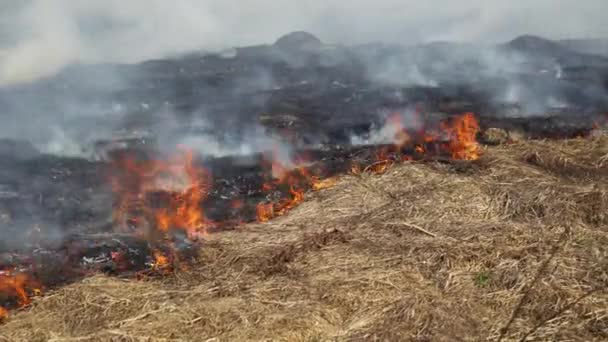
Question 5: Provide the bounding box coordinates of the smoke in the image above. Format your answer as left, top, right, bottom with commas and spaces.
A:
157, 114, 287, 159
0, 0, 606, 254
1, 0, 608, 85
0, 0, 605, 157
351, 108, 423, 146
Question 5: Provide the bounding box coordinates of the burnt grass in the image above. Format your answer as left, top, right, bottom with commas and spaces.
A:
1, 32, 608, 340
1, 134, 606, 341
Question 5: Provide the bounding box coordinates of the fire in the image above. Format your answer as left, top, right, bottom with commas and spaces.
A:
445, 113, 481, 160
256, 186, 306, 222
256, 202, 274, 222
387, 112, 411, 147
152, 250, 170, 268
111, 148, 212, 240
365, 160, 392, 174
254, 112, 481, 223
312, 177, 338, 191
0, 111, 484, 318
0, 271, 40, 318
381, 111, 481, 161
278, 187, 305, 215
271, 157, 289, 181
256, 155, 313, 222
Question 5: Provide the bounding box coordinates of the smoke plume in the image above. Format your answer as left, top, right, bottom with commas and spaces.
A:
1, 0, 608, 85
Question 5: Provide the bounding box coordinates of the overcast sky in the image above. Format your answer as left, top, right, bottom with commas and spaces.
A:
1, 0, 607, 84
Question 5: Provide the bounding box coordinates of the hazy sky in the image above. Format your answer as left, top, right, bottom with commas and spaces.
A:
1, 0, 607, 84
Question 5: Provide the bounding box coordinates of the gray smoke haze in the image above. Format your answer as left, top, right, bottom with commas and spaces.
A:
1, 0, 608, 252
0, 0, 606, 159
1, 0, 608, 84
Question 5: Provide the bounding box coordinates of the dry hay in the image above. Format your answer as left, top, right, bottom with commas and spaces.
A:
1, 136, 607, 342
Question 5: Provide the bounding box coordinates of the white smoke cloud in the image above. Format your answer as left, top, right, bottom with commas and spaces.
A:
1, 0, 608, 85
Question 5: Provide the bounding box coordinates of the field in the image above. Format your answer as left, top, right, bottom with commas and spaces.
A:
1, 135, 607, 341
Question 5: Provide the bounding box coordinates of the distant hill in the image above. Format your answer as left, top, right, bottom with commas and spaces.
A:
505, 35, 571, 56
500, 35, 608, 68
559, 38, 608, 57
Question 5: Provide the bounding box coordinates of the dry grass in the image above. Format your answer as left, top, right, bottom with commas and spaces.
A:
1, 136, 607, 342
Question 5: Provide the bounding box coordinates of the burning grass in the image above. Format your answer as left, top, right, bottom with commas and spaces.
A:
0, 134, 606, 341
0, 112, 483, 318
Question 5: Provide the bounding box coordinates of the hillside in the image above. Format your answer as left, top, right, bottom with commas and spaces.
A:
1, 134, 607, 341
560, 39, 608, 58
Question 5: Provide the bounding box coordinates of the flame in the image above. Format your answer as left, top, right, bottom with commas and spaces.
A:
254, 112, 480, 223
111, 148, 212, 240
312, 177, 338, 191
256, 155, 313, 222
256, 202, 274, 222
0, 112, 484, 317
378, 111, 481, 160
0, 271, 40, 318
278, 187, 305, 215
256, 186, 307, 222
271, 158, 288, 181
387, 112, 411, 148
152, 250, 170, 268
445, 113, 481, 160
366, 160, 392, 174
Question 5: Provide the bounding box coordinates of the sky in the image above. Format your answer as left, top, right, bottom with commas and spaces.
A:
0, 0, 607, 84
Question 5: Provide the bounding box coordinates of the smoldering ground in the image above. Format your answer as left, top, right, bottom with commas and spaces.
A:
0, 0, 607, 251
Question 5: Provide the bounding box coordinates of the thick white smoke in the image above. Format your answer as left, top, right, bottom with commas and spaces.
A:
1, 0, 608, 85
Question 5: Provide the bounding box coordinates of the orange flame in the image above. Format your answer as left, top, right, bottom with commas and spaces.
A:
379, 111, 481, 160
111, 148, 212, 240
387, 112, 412, 148
256, 154, 313, 222
445, 113, 481, 160
256, 202, 274, 222
255, 112, 481, 222
152, 250, 170, 268
278, 187, 305, 215
312, 177, 338, 191
0, 272, 41, 318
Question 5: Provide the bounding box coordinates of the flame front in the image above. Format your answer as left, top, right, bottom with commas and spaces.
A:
256, 161, 309, 222
255, 112, 482, 222
0, 112, 483, 317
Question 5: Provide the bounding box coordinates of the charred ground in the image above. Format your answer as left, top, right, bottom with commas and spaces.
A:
1, 135, 607, 341
0, 32, 607, 340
